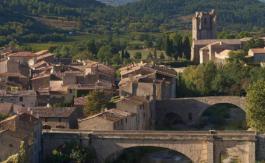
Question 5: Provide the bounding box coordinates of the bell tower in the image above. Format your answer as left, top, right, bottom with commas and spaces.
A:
192, 9, 217, 40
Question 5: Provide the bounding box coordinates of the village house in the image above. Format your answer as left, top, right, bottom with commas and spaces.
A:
0, 59, 30, 89
248, 47, 265, 65
116, 96, 154, 130
0, 113, 42, 163
0, 90, 37, 107
31, 74, 51, 90
23, 107, 81, 129
78, 109, 136, 131
0, 103, 23, 117
7, 51, 36, 64
119, 62, 177, 100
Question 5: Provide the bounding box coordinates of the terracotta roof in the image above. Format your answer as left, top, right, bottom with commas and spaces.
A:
31, 60, 49, 69
0, 113, 39, 129
120, 62, 176, 78
34, 50, 49, 56
36, 53, 54, 61
8, 51, 36, 58
31, 74, 50, 80
79, 109, 135, 122
249, 48, 265, 54
27, 107, 77, 118
119, 96, 148, 105
193, 39, 242, 46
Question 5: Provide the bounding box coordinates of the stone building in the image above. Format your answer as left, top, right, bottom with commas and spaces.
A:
119, 62, 177, 100
0, 59, 30, 89
23, 107, 81, 129
0, 90, 37, 107
0, 103, 23, 117
0, 113, 42, 163
31, 74, 50, 90
190, 10, 250, 64
199, 41, 242, 64
248, 47, 265, 64
192, 9, 217, 41
117, 96, 153, 130
78, 109, 136, 130
119, 74, 173, 100
191, 38, 249, 64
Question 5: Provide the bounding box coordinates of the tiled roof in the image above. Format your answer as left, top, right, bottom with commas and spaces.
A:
79, 109, 135, 122
34, 50, 49, 56
119, 96, 148, 105
8, 51, 36, 58
193, 39, 242, 46
31, 60, 49, 69
31, 74, 50, 80
27, 107, 77, 118
36, 53, 54, 61
249, 48, 265, 54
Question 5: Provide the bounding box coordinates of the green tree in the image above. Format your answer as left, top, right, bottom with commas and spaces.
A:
182, 36, 191, 59
47, 141, 96, 163
84, 91, 111, 116
159, 52, 165, 60
97, 45, 112, 64
17, 141, 27, 163
246, 80, 265, 132
228, 50, 246, 63
243, 38, 264, 52
111, 53, 122, 65
134, 52, 142, 60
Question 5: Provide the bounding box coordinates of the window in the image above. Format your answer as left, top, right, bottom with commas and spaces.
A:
19, 97, 23, 102
44, 118, 48, 122
58, 118, 62, 122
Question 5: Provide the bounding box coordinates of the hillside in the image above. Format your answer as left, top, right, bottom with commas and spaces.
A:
0, 0, 264, 46
97, 0, 138, 6
112, 0, 265, 32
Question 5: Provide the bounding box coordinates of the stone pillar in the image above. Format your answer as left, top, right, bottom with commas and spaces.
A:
207, 137, 214, 163
248, 141, 256, 163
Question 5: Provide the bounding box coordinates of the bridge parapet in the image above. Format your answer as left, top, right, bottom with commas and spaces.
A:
42, 130, 257, 163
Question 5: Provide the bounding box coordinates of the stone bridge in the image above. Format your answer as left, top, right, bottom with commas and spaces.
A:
156, 96, 245, 126
42, 130, 258, 163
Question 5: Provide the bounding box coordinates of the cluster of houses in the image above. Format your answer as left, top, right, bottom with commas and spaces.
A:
0, 47, 177, 162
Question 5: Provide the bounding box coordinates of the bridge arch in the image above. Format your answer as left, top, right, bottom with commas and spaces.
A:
105, 146, 192, 163
197, 103, 247, 130
156, 96, 246, 128
91, 134, 209, 163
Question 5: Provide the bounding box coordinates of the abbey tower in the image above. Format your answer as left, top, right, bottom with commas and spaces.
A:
192, 9, 217, 40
